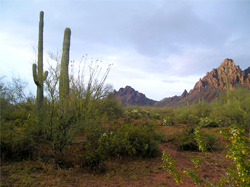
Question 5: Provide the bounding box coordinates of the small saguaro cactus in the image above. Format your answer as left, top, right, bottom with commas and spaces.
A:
59, 28, 71, 108
32, 11, 48, 116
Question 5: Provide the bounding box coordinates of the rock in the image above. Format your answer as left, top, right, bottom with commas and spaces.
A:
156, 58, 250, 107
181, 89, 188, 98
114, 86, 156, 106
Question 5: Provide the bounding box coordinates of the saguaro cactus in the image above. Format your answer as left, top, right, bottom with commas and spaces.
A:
59, 28, 71, 108
33, 11, 48, 116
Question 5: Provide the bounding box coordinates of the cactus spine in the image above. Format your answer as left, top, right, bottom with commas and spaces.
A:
59, 28, 71, 108
32, 11, 48, 117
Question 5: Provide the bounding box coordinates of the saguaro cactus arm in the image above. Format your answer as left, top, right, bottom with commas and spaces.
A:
32, 63, 40, 86
44, 71, 48, 81
32, 64, 48, 86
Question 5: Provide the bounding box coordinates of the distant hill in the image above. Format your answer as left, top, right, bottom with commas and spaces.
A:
113, 86, 156, 106
155, 58, 250, 107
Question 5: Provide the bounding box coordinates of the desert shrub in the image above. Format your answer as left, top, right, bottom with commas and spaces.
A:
126, 107, 163, 120
161, 117, 174, 126
97, 130, 132, 157
122, 123, 163, 157
192, 102, 211, 118
98, 93, 125, 121
163, 108, 176, 124
1, 121, 36, 161
174, 106, 192, 124
222, 124, 250, 186
78, 122, 164, 169
199, 117, 220, 127
210, 86, 250, 127
126, 108, 143, 119
163, 124, 250, 186
177, 125, 217, 151
85, 122, 106, 143
0, 77, 38, 161
80, 141, 107, 170
101, 122, 164, 157
177, 125, 198, 151
187, 114, 200, 125
162, 151, 183, 184
174, 102, 212, 125
150, 112, 161, 120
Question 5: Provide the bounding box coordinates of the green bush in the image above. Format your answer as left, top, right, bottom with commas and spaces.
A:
175, 107, 192, 124
126, 109, 143, 119
100, 122, 164, 157
199, 117, 220, 127
123, 123, 163, 157
210, 86, 250, 127
150, 112, 161, 120
98, 94, 124, 121
126, 108, 161, 120
97, 130, 132, 157
78, 122, 164, 169
177, 125, 198, 151
161, 117, 174, 126
177, 125, 217, 151
80, 142, 107, 170
1, 121, 36, 161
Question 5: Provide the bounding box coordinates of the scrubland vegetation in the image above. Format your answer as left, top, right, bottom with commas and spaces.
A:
1, 64, 250, 186
1, 10, 249, 187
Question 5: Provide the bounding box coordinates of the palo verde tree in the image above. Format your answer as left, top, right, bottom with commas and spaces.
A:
32, 11, 48, 122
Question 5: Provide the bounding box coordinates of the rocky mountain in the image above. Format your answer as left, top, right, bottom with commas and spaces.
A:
114, 86, 156, 106
114, 59, 250, 107
191, 58, 250, 92
154, 89, 189, 107
156, 58, 250, 107
244, 66, 250, 75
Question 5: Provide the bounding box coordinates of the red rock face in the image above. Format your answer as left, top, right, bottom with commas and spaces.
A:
156, 58, 250, 107
191, 58, 250, 93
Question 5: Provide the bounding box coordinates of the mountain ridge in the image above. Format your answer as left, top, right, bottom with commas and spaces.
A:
114, 58, 250, 107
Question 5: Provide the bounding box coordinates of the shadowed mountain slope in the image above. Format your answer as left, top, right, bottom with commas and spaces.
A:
114, 86, 156, 106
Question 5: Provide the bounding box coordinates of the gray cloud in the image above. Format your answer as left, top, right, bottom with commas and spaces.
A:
1, 0, 250, 100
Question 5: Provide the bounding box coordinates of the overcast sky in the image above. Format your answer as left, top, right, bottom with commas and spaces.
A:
1, 0, 250, 101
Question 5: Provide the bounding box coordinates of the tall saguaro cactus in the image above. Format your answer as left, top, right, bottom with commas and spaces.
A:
32, 11, 48, 117
59, 28, 71, 108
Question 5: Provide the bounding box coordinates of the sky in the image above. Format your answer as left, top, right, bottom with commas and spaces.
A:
1, 0, 250, 101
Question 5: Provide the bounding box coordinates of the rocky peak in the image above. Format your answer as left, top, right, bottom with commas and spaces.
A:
155, 58, 250, 107
181, 89, 188, 97
244, 67, 250, 75
117, 86, 135, 96
114, 86, 156, 106
219, 58, 236, 68
191, 58, 250, 92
